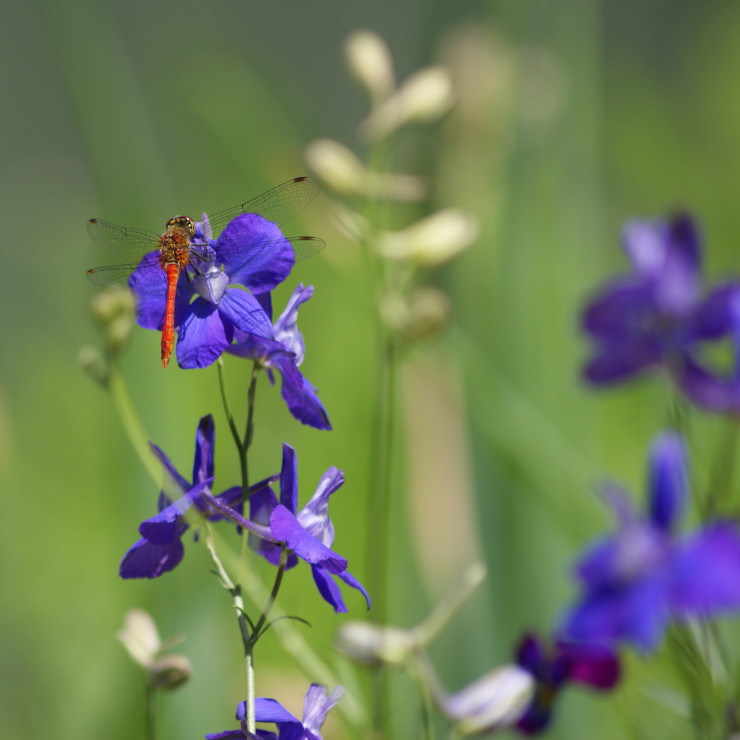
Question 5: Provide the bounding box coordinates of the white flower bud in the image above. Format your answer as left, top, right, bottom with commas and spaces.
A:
438, 665, 534, 734
305, 139, 428, 202
335, 621, 418, 665
360, 66, 455, 140
305, 139, 367, 197
375, 209, 478, 266
345, 29, 395, 105
117, 609, 161, 669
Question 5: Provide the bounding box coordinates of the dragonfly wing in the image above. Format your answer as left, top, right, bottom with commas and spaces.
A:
87, 252, 167, 295
215, 235, 325, 287
87, 218, 162, 262
206, 177, 321, 235
86, 263, 141, 288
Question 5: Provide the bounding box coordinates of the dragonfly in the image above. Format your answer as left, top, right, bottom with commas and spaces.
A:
87, 176, 325, 368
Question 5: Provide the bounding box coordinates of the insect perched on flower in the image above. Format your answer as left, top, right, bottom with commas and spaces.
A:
86, 177, 324, 368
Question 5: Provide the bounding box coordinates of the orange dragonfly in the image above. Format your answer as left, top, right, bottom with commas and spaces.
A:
87, 177, 324, 368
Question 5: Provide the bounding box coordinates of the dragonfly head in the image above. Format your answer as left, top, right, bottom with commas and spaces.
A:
165, 215, 196, 238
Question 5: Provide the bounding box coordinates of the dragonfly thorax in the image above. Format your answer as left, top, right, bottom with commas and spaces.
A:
160, 216, 196, 269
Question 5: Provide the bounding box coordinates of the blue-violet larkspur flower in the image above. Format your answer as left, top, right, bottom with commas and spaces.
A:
227, 284, 330, 429
249, 443, 370, 613
131, 212, 295, 369
562, 432, 740, 650
581, 213, 740, 411
514, 633, 619, 734
205, 683, 343, 740
120, 415, 269, 578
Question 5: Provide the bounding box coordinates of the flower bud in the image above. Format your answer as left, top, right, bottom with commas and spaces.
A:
305, 139, 367, 197
90, 287, 135, 326
305, 139, 429, 202
149, 654, 193, 691
335, 621, 418, 665
375, 209, 478, 266
118, 609, 191, 691
345, 30, 395, 105
78, 345, 109, 385
437, 665, 534, 734
117, 608, 161, 669
360, 66, 454, 140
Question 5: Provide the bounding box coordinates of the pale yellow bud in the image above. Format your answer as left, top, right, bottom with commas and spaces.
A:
336, 621, 418, 665
305, 139, 366, 197
305, 139, 428, 202
360, 66, 455, 140
375, 209, 478, 266
345, 29, 395, 105
117, 608, 161, 669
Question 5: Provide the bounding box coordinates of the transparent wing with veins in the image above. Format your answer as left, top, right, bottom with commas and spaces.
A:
86, 176, 325, 290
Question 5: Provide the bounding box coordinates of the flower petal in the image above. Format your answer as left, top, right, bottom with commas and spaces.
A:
310, 564, 348, 613
582, 338, 661, 385
279, 443, 298, 512
273, 283, 314, 364
335, 569, 371, 609
581, 279, 655, 340
693, 283, 740, 340
669, 522, 740, 614
653, 214, 702, 316
219, 289, 273, 339
302, 684, 344, 736
297, 467, 344, 545
192, 415, 215, 484
647, 432, 688, 531
119, 537, 185, 579
556, 640, 620, 689
269, 505, 347, 572
176, 299, 231, 369
562, 575, 669, 651
216, 213, 295, 293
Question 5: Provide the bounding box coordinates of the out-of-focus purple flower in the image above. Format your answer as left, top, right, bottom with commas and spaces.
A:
250, 443, 370, 613
131, 213, 295, 369
120, 415, 268, 579
581, 213, 740, 411
205, 683, 343, 740
514, 633, 619, 734
562, 432, 740, 650
227, 284, 331, 430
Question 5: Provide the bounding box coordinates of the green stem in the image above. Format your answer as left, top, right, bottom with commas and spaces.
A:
704, 416, 740, 519
217, 359, 249, 499
244, 362, 260, 453
366, 326, 398, 622
251, 545, 289, 641
144, 683, 156, 740
107, 367, 160, 483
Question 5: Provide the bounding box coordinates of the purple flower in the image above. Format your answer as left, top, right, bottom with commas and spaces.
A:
205, 683, 343, 740
581, 213, 740, 410
250, 444, 370, 613
514, 633, 619, 734
562, 432, 740, 650
120, 415, 267, 578
227, 284, 331, 430
130, 213, 295, 369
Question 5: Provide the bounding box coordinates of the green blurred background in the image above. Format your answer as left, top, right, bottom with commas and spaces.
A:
3, 1, 740, 738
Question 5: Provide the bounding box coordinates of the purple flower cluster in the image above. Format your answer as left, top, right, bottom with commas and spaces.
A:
129, 208, 329, 429
581, 213, 740, 411
120, 417, 368, 613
